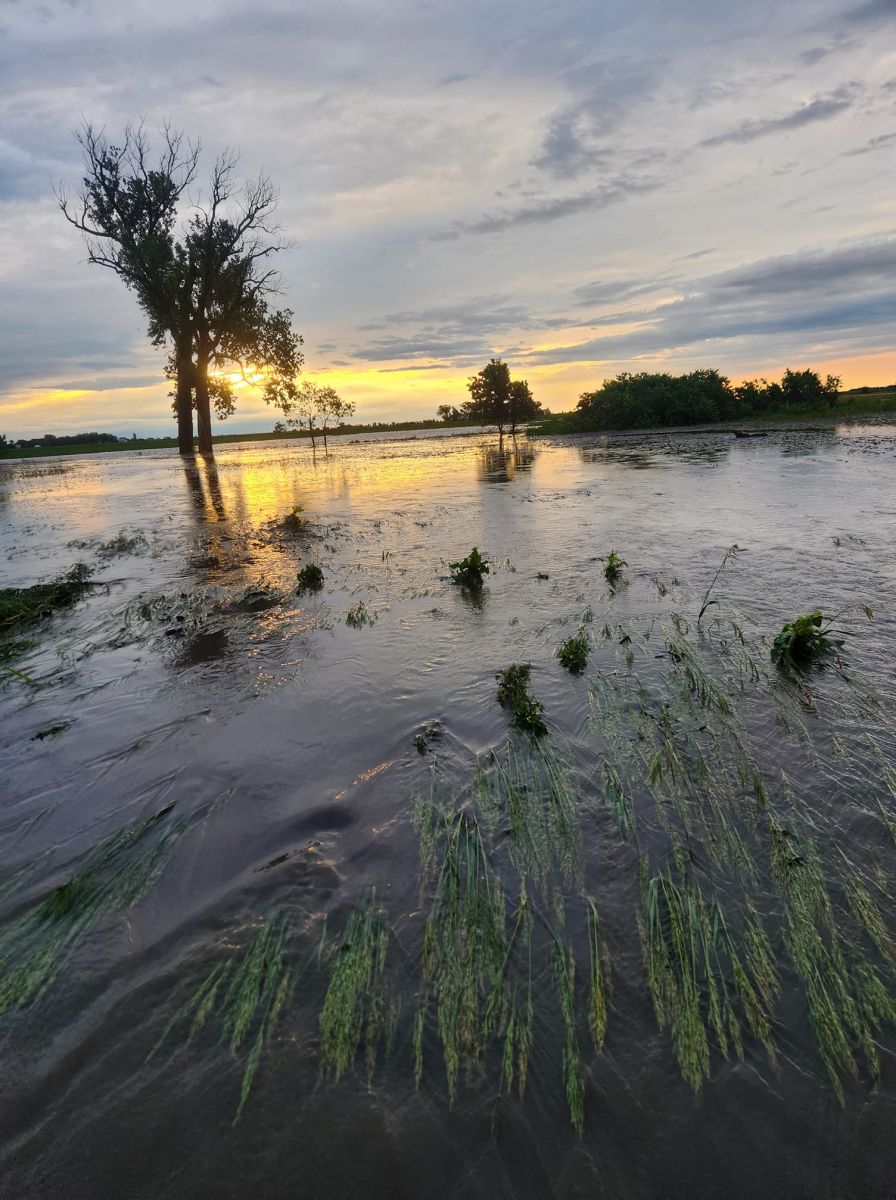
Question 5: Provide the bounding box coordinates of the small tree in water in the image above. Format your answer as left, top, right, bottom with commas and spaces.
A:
283, 381, 353, 449
465, 360, 541, 435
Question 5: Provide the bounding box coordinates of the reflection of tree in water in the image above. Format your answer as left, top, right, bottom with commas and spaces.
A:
477, 439, 537, 483
182, 455, 227, 521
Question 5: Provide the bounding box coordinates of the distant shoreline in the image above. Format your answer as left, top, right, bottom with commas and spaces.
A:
3, 397, 896, 460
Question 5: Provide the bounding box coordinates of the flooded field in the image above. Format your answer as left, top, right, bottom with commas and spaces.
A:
2, 424, 896, 1199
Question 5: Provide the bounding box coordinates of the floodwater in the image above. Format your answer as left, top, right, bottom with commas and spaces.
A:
2, 424, 896, 1199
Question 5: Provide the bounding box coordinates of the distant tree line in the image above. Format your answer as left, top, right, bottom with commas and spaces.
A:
544, 367, 845, 433
6, 432, 125, 449
436, 358, 543, 434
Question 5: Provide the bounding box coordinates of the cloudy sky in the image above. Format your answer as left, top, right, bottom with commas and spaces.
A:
0, 0, 893, 436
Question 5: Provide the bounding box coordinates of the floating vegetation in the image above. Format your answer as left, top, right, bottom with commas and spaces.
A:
603, 550, 627, 585
771, 607, 871, 671
31, 721, 71, 741
98, 530, 148, 559
697, 544, 745, 622
319, 893, 393, 1084
297, 563, 324, 592
0, 564, 93, 645
346, 601, 375, 628
279, 505, 306, 534
414, 721, 442, 754
449, 547, 489, 588
537, 572, 550, 581
771, 612, 841, 670
0, 803, 191, 1015
557, 627, 589, 674
640, 871, 778, 1091
152, 914, 292, 1116
496, 664, 547, 737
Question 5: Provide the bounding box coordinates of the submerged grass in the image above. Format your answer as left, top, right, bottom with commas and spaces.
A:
768, 806, 896, 1098
480, 742, 582, 896
319, 892, 393, 1085
0, 564, 93, 648
415, 811, 508, 1101
640, 871, 778, 1091
0, 802, 189, 1015
152, 914, 292, 1116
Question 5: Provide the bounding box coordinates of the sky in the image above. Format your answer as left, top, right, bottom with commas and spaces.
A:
0, 0, 894, 437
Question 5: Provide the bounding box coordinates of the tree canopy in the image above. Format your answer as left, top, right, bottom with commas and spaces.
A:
282, 380, 356, 448
461, 359, 542, 434
59, 123, 303, 454
563, 368, 842, 432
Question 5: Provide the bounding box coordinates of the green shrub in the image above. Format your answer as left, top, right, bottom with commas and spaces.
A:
557, 628, 589, 674
450, 547, 489, 588
297, 563, 324, 592
603, 550, 627, 585
496, 664, 547, 736
771, 612, 840, 670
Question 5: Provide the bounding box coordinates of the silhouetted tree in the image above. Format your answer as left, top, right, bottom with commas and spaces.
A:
319, 390, 356, 446
507, 378, 542, 434
467, 358, 512, 434
282, 380, 350, 448
59, 122, 302, 455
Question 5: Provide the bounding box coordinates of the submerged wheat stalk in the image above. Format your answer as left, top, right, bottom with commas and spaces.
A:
319, 891, 391, 1085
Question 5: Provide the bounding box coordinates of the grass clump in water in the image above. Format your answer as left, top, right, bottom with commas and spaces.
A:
415, 812, 508, 1101
768, 809, 896, 1098
415, 721, 442, 754
477, 742, 582, 895
319, 892, 392, 1084
152, 914, 292, 1116
496, 664, 547, 737
279, 505, 306, 534
771, 607, 871, 671
640, 871, 779, 1092
0, 564, 93, 646
449, 547, 489, 588
296, 563, 324, 592
603, 550, 627, 585
346, 601, 375, 628
557, 628, 589, 674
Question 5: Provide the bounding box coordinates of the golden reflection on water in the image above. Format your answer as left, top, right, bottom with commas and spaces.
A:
179, 435, 548, 529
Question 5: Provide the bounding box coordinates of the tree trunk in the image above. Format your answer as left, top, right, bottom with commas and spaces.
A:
195, 351, 214, 455
307, 419, 316, 449
175, 348, 195, 456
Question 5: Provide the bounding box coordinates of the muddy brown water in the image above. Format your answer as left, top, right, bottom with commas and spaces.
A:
2, 424, 896, 1199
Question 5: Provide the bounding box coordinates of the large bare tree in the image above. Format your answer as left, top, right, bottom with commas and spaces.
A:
59, 122, 301, 455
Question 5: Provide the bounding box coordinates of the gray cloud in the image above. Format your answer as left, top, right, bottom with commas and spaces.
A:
0, 0, 892, 433
432, 174, 662, 240
842, 131, 896, 155
701, 84, 858, 146
520, 236, 896, 366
